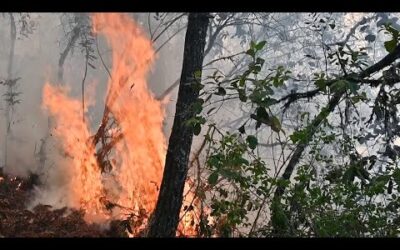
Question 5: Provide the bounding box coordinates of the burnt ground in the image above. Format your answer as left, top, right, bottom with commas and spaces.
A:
0, 173, 128, 237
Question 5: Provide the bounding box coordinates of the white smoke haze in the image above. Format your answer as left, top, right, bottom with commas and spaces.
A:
0, 13, 186, 213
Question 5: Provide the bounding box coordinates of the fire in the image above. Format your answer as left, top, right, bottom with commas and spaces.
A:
92, 13, 165, 220
41, 13, 201, 236
42, 84, 107, 222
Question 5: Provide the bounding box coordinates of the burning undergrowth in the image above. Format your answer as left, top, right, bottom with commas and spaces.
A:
22, 13, 202, 236
0, 173, 110, 237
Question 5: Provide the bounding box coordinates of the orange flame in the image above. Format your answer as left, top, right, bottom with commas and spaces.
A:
92, 13, 166, 222
42, 13, 200, 236
42, 84, 106, 222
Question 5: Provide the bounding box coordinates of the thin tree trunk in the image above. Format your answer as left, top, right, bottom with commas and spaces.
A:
4, 13, 16, 168
7, 14, 16, 80
273, 43, 400, 202
147, 13, 210, 237
58, 26, 80, 83
273, 92, 342, 199
270, 43, 400, 234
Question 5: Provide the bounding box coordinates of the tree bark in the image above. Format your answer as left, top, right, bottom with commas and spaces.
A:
3, 13, 16, 168
58, 26, 80, 82
7, 13, 16, 80
273, 92, 342, 199
147, 13, 210, 237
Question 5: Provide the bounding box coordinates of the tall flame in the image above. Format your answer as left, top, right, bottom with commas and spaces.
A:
92, 13, 166, 220
42, 84, 107, 222
41, 13, 200, 236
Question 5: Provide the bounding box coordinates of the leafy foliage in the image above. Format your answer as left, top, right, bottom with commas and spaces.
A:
189, 15, 400, 237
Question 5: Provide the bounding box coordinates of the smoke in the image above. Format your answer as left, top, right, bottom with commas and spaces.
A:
0, 13, 186, 211
0, 14, 59, 177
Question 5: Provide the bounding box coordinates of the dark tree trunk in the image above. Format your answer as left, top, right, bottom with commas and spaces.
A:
147, 13, 210, 237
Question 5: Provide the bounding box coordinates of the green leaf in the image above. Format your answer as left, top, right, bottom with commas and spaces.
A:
290, 129, 308, 144
330, 80, 347, 93
256, 107, 269, 123
238, 89, 247, 102
193, 123, 201, 135
216, 87, 226, 96
384, 39, 397, 53
219, 169, 236, 180
238, 124, 246, 134
343, 166, 356, 183
235, 157, 249, 166
187, 115, 205, 135
208, 172, 219, 185
315, 78, 326, 90
255, 41, 266, 51
271, 116, 281, 132
207, 155, 221, 168
194, 70, 202, 79
261, 98, 278, 108
253, 65, 262, 74
385, 24, 399, 40
192, 98, 204, 114
393, 168, 400, 186
249, 90, 265, 105
347, 81, 359, 94
256, 57, 265, 66
271, 201, 289, 232
192, 82, 204, 92
246, 49, 255, 58
251, 107, 281, 133
239, 77, 246, 87
246, 135, 258, 150
230, 80, 239, 88
356, 166, 370, 181
198, 116, 206, 124
255, 121, 262, 130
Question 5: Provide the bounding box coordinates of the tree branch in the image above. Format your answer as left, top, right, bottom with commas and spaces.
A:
278, 43, 400, 110
325, 14, 377, 47
271, 43, 400, 233
58, 26, 80, 82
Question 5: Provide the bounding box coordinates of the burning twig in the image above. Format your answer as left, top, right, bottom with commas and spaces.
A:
96, 132, 124, 173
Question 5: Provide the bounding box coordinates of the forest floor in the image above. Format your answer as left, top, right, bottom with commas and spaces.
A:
0, 173, 127, 237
